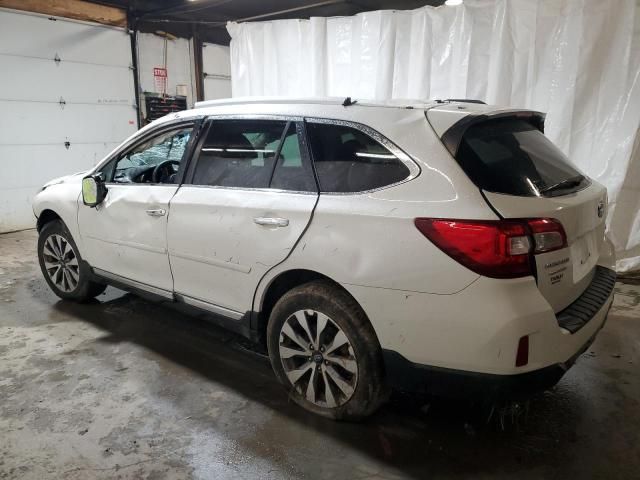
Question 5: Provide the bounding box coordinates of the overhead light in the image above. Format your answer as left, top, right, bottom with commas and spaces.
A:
445, 0, 463, 5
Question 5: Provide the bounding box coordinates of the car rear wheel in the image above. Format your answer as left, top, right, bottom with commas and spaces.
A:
38, 220, 106, 302
267, 280, 387, 420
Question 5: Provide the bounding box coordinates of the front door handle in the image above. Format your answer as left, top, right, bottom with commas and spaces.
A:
146, 208, 166, 217
253, 217, 289, 227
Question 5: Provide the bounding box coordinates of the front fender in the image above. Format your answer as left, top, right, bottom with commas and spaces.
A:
33, 183, 83, 252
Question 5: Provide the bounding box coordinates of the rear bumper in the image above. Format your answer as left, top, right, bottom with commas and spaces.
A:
382, 299, 612, 399
556, 266, 616, 333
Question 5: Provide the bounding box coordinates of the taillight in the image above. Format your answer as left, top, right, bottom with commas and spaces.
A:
414, 218, 567, 279
527, 218, 567, 253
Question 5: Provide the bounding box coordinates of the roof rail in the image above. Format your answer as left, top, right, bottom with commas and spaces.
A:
194, 96, 350, 109
437, 98, 487, 105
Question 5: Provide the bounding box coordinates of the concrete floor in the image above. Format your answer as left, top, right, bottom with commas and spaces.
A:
0, 230, 638, 480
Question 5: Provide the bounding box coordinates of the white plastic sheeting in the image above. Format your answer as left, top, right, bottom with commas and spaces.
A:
227, 0, 640, 272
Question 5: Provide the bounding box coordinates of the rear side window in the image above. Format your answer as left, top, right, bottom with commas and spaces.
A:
456, 119, 587, 197
192, 120, 286, 189
306, 123, 411, 193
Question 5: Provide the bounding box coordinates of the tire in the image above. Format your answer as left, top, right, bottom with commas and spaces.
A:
37, 220, 106, 302
267, 280, 387, 420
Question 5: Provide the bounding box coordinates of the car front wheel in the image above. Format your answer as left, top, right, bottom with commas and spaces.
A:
38, 220, 106, 302
267, 280, 387, 420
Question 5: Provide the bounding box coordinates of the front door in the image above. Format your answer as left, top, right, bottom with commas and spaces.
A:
167, 119, 318, 316
78, 123, 195, 292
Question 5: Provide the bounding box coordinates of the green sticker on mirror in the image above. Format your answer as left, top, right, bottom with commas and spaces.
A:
82, 177, 97, 205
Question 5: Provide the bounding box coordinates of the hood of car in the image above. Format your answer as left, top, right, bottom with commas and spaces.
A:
41, 170, 87, 190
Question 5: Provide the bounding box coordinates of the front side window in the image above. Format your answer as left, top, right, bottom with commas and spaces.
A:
306, 123, 411, 193
191, 120, 317, 192
110, 126, 192, 184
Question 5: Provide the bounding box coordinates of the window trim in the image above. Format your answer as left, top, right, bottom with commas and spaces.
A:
266, 121, 293, 187
269, 121, 319, 194
303, 117, 421, 195
93, 118, 202, 187
183, 115, 319, 195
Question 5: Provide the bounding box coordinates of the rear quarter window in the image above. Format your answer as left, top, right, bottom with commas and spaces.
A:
307, 123, 411, 193
455, 119, 588, 197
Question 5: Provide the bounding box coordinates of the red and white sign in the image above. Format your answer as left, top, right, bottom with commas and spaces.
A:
153, 67, 167, 94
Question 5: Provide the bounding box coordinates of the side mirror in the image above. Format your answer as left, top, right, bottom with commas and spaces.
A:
82, 174, 107, 207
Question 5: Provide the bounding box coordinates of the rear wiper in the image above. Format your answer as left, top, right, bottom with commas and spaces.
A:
539, 175, 585, 195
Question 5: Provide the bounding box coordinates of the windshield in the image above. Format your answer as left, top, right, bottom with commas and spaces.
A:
456, 119, 588, 197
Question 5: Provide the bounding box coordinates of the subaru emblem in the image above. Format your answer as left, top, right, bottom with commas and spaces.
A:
597, 200, 605, 218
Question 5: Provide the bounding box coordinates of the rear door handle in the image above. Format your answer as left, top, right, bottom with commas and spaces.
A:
253, 217, 289, 227
146, 208, 166, 217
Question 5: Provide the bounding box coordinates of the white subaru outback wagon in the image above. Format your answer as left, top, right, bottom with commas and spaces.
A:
33, 97, 616, 419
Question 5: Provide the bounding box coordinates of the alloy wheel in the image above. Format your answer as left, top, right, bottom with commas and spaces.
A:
42, 234, 80, 293
278, 309, 358, 408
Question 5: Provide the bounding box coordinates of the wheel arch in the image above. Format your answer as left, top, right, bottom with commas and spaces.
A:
253, 268, 380, 349
35, 202, 86, 259
36, 209, 63, 232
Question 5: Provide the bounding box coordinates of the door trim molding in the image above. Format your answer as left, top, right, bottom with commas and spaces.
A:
85, 235, 167, 254
93, 268, 174, 299
92, 269, 245, 323
174, 292, 244, 320
168, 249, 251, 273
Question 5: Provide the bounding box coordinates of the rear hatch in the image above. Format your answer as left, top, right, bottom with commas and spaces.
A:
429, 107, 607, 312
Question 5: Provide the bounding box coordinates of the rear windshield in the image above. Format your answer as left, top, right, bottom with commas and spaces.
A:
456, 119, 588, 197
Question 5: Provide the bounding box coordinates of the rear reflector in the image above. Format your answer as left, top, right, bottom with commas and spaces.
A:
414, 218, 567, 279
515, 335, 529, 367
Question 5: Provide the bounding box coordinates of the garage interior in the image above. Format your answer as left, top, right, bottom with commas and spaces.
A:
1, 0, 639, 479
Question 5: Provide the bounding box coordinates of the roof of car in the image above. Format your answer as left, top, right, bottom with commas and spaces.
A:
192, 96, 500, 111
151, 96, 527, 140
163, 96, 501, 124
193, 96, 436, 109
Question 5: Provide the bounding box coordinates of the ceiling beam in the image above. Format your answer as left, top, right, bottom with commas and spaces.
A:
140, 0, 234, 20
232, 0, 346, 22
0, 0, 127, 27
139, 0, 348, 27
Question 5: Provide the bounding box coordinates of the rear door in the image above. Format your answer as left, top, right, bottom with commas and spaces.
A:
167, 117, 318, 317
437, 114, 608, 312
